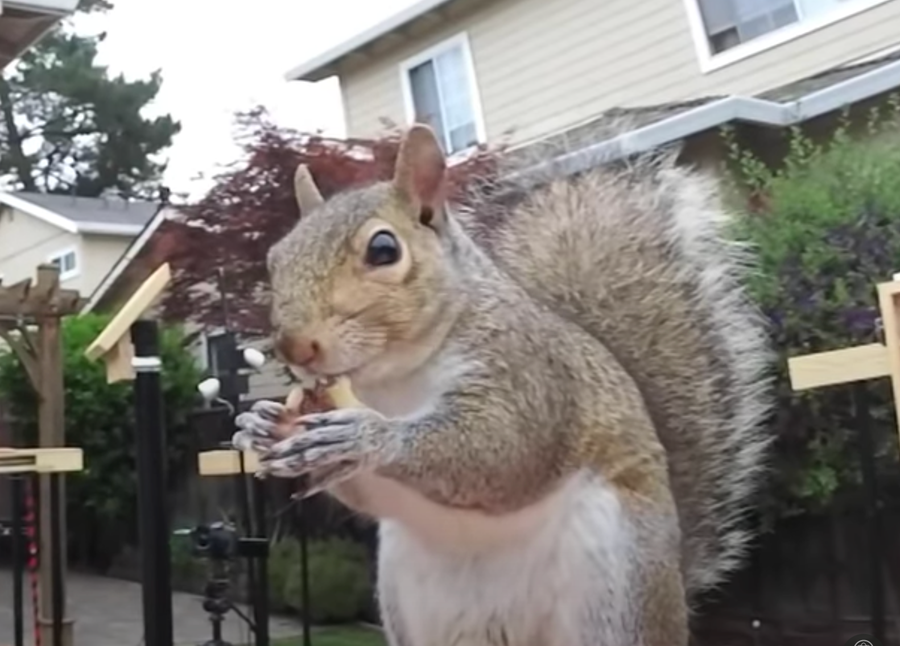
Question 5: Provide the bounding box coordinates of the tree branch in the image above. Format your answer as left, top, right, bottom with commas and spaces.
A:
0, 77, 37, 191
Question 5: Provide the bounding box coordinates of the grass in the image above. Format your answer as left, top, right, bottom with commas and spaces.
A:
272, 625, 387, 646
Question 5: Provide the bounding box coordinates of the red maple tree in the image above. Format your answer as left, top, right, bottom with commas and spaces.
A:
156, 107, 503, 333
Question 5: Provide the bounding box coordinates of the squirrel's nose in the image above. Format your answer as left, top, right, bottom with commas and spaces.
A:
275, 332, 320, 367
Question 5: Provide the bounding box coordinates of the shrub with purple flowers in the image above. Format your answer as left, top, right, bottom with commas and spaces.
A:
723, 97, 900, 523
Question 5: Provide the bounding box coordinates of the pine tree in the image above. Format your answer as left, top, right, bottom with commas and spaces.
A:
0, 0, 180, 197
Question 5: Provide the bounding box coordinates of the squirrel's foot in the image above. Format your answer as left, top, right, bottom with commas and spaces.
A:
259, 407, 392, 482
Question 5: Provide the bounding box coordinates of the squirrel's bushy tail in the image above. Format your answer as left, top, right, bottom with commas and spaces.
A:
460, 153, 774, 600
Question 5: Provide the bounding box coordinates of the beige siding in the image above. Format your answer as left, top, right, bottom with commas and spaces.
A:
183, 312, 290, 403
0, 206, 81, 286
0, 207, 131, 296
339, 0, 900, 148
79, 233, 131, 297
243, 336, 291, 401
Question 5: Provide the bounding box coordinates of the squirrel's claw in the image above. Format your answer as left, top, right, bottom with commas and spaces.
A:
246, 399, 286, 423
258, 408, 390, 481
231, 428, 275, 454
232, 399, 294, 455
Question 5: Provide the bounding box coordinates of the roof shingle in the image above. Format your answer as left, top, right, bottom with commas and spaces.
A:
10, 191, 158, 229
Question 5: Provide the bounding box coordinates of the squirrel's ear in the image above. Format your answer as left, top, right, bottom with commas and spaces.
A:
393, 124, 447, 229
293, 164, 324, 217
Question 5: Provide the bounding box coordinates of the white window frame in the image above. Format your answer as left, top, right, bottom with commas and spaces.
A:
199, 327, 228, 374
48, 247, 79, 282
684, 0, 893, 73
398, 32, 487, 165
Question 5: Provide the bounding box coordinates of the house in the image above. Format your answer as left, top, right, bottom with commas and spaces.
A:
89, 0, 900, 406
0, 191, 164, 297
83, 207, 291, 403
284, 0, 900, 175
0, 0, 78, 69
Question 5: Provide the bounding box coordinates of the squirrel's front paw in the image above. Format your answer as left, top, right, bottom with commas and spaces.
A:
259, 408, 393, 485
232, 400, 289, 453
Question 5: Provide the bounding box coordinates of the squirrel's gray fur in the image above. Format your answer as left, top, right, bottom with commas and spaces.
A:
454, 149, 775, 598
238, 124, 776, 644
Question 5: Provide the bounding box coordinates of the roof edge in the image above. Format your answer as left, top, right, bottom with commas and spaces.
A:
0, 192, 154, 237
80, 205, 174, 314
5, 0, 79, 15
509, 55, 900, 187
78, 222, 146, 236
0, 191, 79, 233
284, 0, 456, 82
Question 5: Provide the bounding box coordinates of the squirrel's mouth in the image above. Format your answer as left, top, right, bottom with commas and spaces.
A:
287, 365, 340, 390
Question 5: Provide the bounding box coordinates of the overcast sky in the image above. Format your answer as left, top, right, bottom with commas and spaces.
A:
76, 0, 417, 200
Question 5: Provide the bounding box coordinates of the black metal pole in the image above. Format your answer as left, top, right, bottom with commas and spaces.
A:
252, 478, 270, 646
132, 319, 174, 646
215, 329, 264, 646
299, 494, 311, 646
232, 454, 257, 613
11, 475, 24, 646
229, 407, 260, 644
853, 383, 885, 643
48, 473, 63, 646
215, 268, 267, 646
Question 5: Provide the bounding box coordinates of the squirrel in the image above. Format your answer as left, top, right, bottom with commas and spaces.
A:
232, 123, 774, 646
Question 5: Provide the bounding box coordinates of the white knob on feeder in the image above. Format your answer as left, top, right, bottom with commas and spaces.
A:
197, 377, 221, 402
242, 347, 266, 369
893, 272, 900, 282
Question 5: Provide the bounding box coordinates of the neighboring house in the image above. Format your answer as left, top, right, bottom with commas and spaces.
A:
0, 0, 78, 69
89, 0, 900, 405
0, 191, 162, 297
0, 0, 87, 509
83, 208, 290, 403
284, 0, 900, 172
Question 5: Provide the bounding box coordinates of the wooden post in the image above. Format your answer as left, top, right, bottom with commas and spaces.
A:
37, 312, 67, 644
0, 265, 83, 646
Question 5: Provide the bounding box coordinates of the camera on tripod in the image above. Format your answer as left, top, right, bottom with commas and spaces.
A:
173, 521, 270, 646
178, 521, 269, 562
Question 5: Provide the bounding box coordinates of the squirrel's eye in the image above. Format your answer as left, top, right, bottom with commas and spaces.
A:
365, 231, 401, 267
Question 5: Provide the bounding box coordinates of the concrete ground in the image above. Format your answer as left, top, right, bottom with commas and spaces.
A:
0, 568, 304, 646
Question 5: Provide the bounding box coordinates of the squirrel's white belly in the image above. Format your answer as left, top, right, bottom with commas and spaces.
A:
368, 470, 639, 646
345, 371, 640, 644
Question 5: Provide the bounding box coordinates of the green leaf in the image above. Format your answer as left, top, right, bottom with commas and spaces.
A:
0, 313, 202, 563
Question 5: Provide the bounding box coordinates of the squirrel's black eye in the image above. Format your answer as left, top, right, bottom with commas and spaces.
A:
365, 231, 401, 267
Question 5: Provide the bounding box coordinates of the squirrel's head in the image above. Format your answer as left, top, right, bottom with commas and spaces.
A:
268, 123, 460, 382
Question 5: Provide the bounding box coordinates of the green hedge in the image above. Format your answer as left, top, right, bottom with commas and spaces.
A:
269, 536, 372, 624
0, 313, 202, 567
723, 97, 900, 524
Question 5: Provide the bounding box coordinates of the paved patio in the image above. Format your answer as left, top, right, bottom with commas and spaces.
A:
0, 569, 304, 646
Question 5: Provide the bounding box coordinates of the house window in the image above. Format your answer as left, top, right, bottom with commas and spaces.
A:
49, 249, 78, 281
696, 0, 850, 53
401, 34, 484, 155
206, 333, 230, 376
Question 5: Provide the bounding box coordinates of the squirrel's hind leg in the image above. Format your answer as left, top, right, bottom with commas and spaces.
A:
635, 560, 690, 646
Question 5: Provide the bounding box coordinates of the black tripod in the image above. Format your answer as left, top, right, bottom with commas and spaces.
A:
175, 522, 268, 646
199, 556, 247, 646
